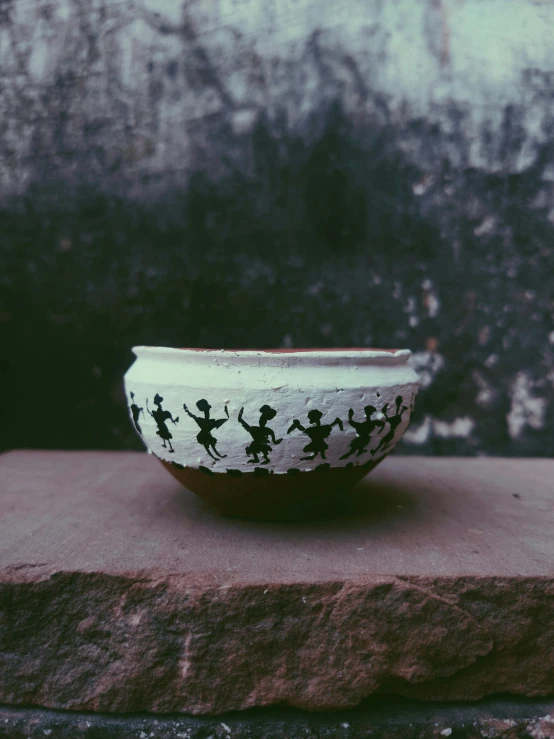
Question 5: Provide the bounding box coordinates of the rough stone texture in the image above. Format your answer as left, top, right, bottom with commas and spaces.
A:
2, 700, 554, 739
1, 451, 554, 715
1, 0, 554, 457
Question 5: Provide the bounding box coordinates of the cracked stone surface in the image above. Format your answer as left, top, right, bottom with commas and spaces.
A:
1, 451, 553, 714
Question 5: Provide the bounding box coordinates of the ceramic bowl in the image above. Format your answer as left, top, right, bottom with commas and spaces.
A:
124, 347, 418, 520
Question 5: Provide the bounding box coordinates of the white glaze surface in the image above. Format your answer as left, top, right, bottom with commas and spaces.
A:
124, 348, 419, 473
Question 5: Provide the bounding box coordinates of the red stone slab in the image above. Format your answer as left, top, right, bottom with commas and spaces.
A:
0, 451, 553, 714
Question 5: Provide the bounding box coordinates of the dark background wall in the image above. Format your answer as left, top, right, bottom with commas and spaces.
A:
1, 0, 554, 456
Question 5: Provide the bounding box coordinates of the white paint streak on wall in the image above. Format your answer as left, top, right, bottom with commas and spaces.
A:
403, 416, 433, 445
433, 416, 474, 439
404, 414, 474, 444
409, 351, 445, 388
506, 372, 546, 439
427, 295, 440, 317
473, 370, 494, 407
422, 279, 440, 318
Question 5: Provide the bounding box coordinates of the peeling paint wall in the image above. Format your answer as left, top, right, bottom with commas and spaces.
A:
1, 0, 554, 454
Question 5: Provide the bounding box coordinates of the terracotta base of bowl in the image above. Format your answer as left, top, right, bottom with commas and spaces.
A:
159, 458, 386, 521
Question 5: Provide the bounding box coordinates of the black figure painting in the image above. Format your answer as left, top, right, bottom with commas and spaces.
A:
238, 405, 283, 464
147, 393, 179, 452
371, 396, 408, 456
183, 399, 229, 460
129, 392, 144, 435
340, 405, 384, 459
287, 409, 343, 461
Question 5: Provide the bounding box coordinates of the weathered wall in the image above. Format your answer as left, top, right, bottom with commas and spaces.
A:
1, 0, 553, 454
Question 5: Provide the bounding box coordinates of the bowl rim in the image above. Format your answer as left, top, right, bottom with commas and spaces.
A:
184, 347, 400, 353
131, 345, 413, 364
133, 346, 404, 352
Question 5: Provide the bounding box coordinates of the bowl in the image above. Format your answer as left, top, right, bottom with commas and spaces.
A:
124, 347, 418, 520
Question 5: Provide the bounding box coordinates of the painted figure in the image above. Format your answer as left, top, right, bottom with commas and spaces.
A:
184, 399, 229, 460
238, 405, 282, 464
287, 409, 343, 461
371, 396, 408, 456
129, 392, 144, 435
340, 405, 384, 459
147, 393, 179, 452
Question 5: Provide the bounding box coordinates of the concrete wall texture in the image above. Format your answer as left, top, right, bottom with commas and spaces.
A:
1, 0, 553, 455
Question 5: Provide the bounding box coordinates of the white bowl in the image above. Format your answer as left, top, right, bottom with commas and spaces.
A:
124, 347, 418, 519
